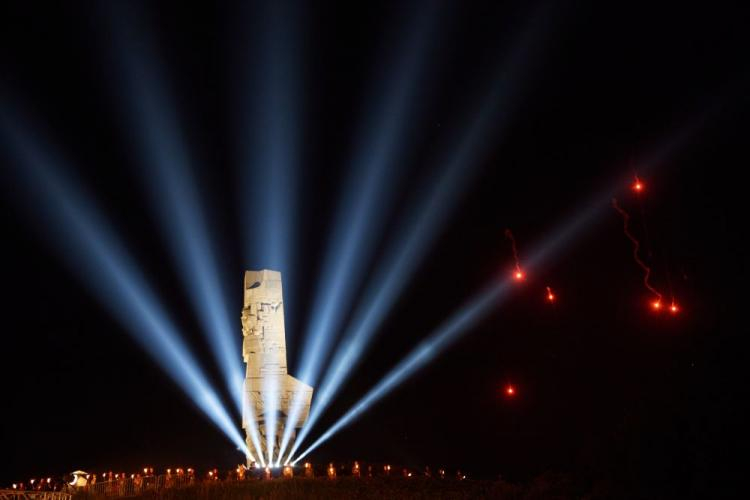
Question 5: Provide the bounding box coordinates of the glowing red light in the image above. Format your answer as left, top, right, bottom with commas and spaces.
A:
505, 385, 515, 396
632, 176, 644, 193
652, 300, 662, 311
670, 303, 679, 314
513, 269, 524, 281
546, 286, 555, 302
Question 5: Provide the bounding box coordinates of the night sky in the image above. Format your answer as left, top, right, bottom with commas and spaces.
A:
1, 1, 746, 496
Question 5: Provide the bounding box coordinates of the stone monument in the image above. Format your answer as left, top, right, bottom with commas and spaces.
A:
241, 270, 313, 465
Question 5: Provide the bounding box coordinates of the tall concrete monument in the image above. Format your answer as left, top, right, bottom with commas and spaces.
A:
241, 270, 313, 465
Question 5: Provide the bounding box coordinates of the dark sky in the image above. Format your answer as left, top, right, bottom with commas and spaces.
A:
1, 0, 746, 495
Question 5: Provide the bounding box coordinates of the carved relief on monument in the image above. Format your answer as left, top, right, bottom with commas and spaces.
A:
241, 270, 314, 464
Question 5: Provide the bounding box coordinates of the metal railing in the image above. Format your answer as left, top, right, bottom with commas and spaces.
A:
83, 474, 194, 497
0, 492, 72, 500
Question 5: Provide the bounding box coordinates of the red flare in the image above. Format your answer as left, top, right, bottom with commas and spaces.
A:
505, 229, 525, 282
652, 300, 662, 311
505, 385, 515, 396
632, 176, 644, 193
546, 286, 555, 302
669, 302, 679, 314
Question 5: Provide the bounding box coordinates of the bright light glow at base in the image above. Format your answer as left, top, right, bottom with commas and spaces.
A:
263, 376, 280, 466
242, 387, 266, 466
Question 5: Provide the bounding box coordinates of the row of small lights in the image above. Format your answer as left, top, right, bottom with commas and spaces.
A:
321, 462, 464, 480
11, 477, 53, 490
96, 467, 197, 479
9, 467, 195, 490
10, 462, 469, 489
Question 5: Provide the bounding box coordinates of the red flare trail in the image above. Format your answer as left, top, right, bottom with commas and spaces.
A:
612, 198, 662, 303
504, 229, 523, 276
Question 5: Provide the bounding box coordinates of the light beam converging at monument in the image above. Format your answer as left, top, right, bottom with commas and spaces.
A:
105, 4, 246, 417
278, 4, 441, 464
236, 0, 303, 289
286, 14, 552, 462
0, 106, 252, 461
236, 2, 307, 464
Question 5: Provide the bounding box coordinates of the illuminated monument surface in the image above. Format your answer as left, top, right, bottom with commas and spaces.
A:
242, 270, 313, 464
